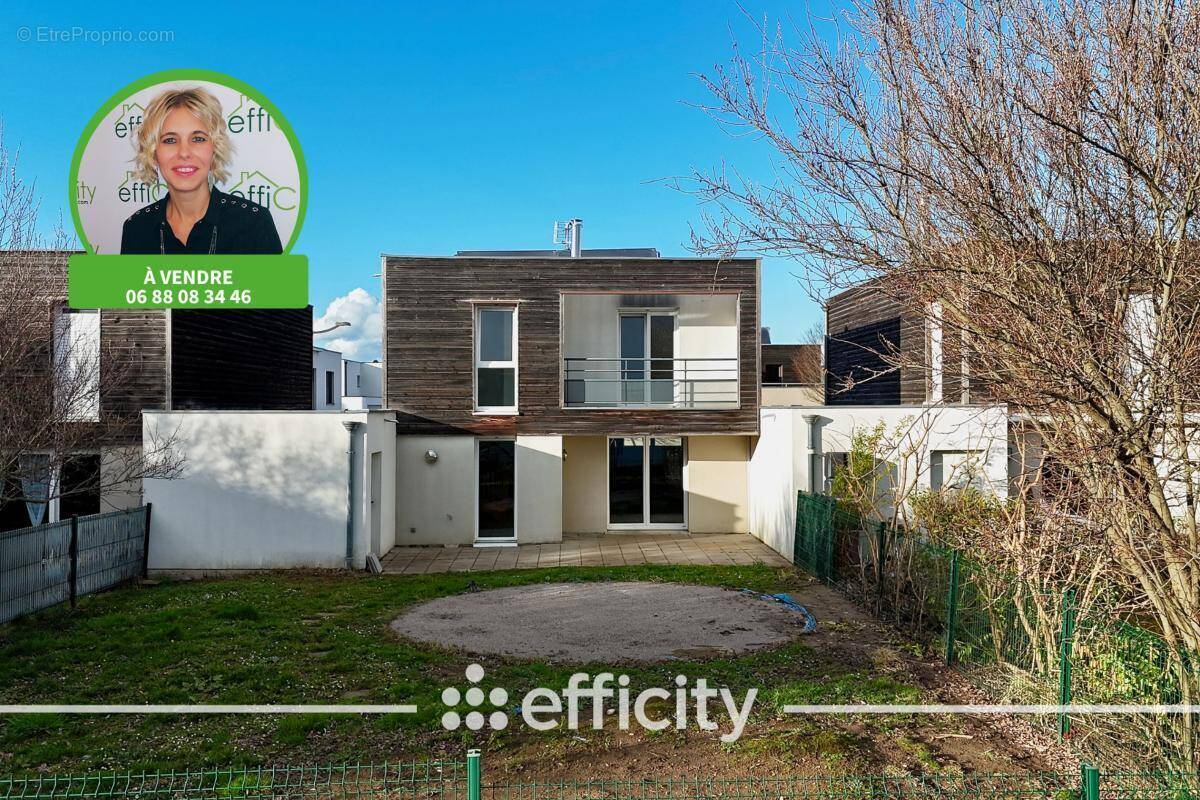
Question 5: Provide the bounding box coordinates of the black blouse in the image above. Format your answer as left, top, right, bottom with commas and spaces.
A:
119, 186, 283, 255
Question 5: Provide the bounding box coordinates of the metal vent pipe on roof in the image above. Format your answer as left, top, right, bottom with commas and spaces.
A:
567, 218, 582, 257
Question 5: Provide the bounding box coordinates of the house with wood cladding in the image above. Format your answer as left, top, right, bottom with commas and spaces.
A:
380, 229, 761, 544
0, 250, 313, 533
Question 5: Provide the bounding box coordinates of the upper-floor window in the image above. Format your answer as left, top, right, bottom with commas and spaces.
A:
325, 371, 335, 406
53, 308, 100, 423
475, 306, 517, 413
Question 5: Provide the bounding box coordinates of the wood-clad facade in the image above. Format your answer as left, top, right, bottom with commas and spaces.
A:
170, 308, 312, 410
382, 256, 761, 436
824, 284, 927, 405
0, 251, 313, 446
762, 344, 822, 386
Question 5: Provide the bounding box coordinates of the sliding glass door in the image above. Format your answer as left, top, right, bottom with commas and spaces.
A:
607, 437, 686, 529
620, 312, 675, 405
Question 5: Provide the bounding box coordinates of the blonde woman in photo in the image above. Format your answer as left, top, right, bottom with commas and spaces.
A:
119, 86, 281, 255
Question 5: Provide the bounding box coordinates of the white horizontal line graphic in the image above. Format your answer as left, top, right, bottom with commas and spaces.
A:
782, 704, 1200, 714
0, 705, 419, 714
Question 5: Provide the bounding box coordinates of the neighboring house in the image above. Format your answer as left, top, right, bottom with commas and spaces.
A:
381, 248, 760, 545
313, 346, 343, 410
750, 281, 1014, 558
822, 282, 986, 406
760, 332, 823, 406
311, 349, 383, 411
342, 359, 382, 410
0, 250, 313, 532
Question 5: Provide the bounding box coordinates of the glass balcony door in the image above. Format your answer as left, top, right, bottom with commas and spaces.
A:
607, 436, 686, 529
620, 312, 675, 406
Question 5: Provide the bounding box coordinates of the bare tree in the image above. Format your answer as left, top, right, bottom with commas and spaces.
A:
684, 0, 1200, 759
0, 129, 181, 528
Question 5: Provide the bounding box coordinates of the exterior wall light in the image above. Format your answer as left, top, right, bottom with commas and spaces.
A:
424, 449, 439, 463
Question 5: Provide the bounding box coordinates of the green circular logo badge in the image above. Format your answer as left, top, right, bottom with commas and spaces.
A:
69, 69, 307, 255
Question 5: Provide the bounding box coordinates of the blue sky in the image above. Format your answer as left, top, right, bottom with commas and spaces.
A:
1, 0, 829, 359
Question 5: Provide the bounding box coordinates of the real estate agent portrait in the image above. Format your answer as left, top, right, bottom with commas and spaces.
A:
119, 87, 282, 255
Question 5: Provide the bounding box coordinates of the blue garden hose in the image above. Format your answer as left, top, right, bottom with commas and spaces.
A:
741, 589, 818, 633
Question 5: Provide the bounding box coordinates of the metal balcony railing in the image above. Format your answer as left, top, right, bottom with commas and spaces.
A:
563, 357, 739, 409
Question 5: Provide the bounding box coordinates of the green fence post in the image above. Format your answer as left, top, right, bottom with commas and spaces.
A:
825, 505, 836, 584
1079, 763, 1099, 800
141, 503, 153, 579
467, 748, 481, 800
944, 550, 961, 666
875, 521, 887, 614
1058, 589, 1077, 739
68, 515, 79, 610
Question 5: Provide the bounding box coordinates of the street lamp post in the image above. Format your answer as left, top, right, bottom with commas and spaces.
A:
313, 321, 351, 336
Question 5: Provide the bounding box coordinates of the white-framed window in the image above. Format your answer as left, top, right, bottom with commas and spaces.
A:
53, 307, 100, 423
474, 306, 518, 413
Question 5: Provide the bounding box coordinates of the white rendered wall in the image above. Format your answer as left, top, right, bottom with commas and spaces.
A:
749, 404, 1010, 561
143, 411, 391, 571
344, 361, 383, 399
748, 410, 801, 559
313, 348, 343, 410
342, 395, 382, 410
394, 436, 476, 545
515, 436, 563, 544
54, 309, 100, 422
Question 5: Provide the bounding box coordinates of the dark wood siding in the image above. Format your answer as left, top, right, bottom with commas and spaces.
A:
99, 308, 168, 442
825, 284, 927, 405
383, 256, 760, 435
824, 318, 901, 404
170, 308, 313, 410
762, 344, 821, 385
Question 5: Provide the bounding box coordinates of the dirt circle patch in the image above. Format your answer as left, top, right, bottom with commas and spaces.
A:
389, 582, 810, 663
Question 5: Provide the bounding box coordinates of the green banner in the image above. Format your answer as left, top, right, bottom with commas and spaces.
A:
68, 254, 309, 309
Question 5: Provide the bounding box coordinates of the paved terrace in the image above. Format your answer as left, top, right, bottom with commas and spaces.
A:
381, 532, 791, 574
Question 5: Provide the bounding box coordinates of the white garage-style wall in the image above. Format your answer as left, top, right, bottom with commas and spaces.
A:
749, 404, 1010, 561
143, 410, 395, 572
394, 435, 476, 545
393, 435, 563, 546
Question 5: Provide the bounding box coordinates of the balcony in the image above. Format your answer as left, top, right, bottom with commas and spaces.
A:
561, 292, 741, 411
564, 357, 739, 409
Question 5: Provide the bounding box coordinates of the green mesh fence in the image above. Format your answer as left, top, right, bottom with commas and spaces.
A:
792, 491, 1200, 769
0, 761, 468, 799
794, 492, 839, 581
478, 772, 1077, 800
3, 758, 1199, 800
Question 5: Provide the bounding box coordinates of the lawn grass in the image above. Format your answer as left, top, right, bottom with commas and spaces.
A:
0, 565, 921, 774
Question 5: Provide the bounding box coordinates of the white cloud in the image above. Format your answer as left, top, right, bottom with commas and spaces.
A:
313, 288, 381, 362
